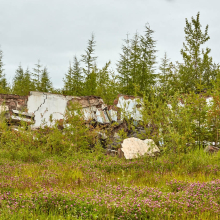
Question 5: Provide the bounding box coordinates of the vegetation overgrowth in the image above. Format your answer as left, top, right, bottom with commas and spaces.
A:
0, 90, 219, 219
0, 11, 220, 219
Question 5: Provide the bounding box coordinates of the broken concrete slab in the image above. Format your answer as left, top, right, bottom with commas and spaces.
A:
27, 91, 111, 128
0, 92, 146, 129
10, 115, 34, 124
120, 137, 160, 159
12, 109, 34, 118
114, 94, 143, 121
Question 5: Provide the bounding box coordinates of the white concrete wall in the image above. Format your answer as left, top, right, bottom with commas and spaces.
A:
27, 92, 72, 128
116, 96, 143, 121
27, 92, 110, 128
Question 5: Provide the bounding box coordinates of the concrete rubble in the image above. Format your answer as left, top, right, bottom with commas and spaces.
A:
120, 137, 160, 159
0, 92, 154, 158
1, 92, 220, 158
0, 92, 143, 129
0, 94, 34, 127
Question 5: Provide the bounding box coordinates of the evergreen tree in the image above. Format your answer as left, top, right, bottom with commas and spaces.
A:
63, 62, 73, 95
0, 48, 9, 93
84, 64, 97, 96
96, 61, 119, 104
96, 61, 111, 98
72, 56, 83, 95
158, 54, 181, 97
23, 68, 35, 95
63, 56, 83, 96
32, 60, 43, 91
39, 67, 53, 92
117, 25, 157, 96
130, 32, 141, 94
81, 34, 97, 76
179, 12, 216, 93
12, 64, 25, 95
117, 34, 131, 94
81, 34, 97, 95
158, 53, 172, 95
139, 24, 157, 94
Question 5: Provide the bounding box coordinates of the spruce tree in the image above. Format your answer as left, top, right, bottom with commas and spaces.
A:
72, 56, 83, 95
179, 12, 215, 93
96, 61, 111, 98
139, 24, 157, 94
85, 64, 97, 96
39, 67, 53, 92
158, 53, 171, 95
81, 34, 97, 95
23, 68, 35, 95
32, 60, 43, 91
130, 32, 141, 94
63, 62, 73, 95
12, 64, 25, 95
0, 48, 8, 93
117, 34, 132, 95
63, 56, 83, 96
96, 62, 119, 104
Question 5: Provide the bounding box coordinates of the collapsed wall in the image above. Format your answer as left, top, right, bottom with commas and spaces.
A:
27, 91, 111, 128
0, 92, 143, 129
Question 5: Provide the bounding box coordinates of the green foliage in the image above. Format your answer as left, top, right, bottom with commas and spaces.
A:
139, 24, 157, 94
117, 24, 157, 96
178, 12, 217, 93
12, 66, 34, 96
117, 34, 132, 95
0, 48, 9, 93
81, 34, 97, 96
63, 56, 83, 96
39, 67, 53, 93
140, 89, 220, 154
12, 62, 52, 96
158, 53, 180, 97
95, 61, 119, 105
32, 60, 43, 91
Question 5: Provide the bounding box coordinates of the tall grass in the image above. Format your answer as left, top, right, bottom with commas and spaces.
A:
0, 92, 220, 219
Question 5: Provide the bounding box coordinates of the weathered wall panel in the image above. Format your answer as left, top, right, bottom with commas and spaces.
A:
115, 95, 143, 121
27, 92, 110, 128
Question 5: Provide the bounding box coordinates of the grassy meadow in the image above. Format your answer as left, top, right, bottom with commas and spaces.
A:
1, 92, 220, 219
0, 147, 220, 219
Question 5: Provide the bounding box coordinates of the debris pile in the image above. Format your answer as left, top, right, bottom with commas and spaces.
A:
0, 94, 34, 128
0, 92, 154, 159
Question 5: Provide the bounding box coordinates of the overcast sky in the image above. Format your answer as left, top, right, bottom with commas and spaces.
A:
0, 0, 219, 88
